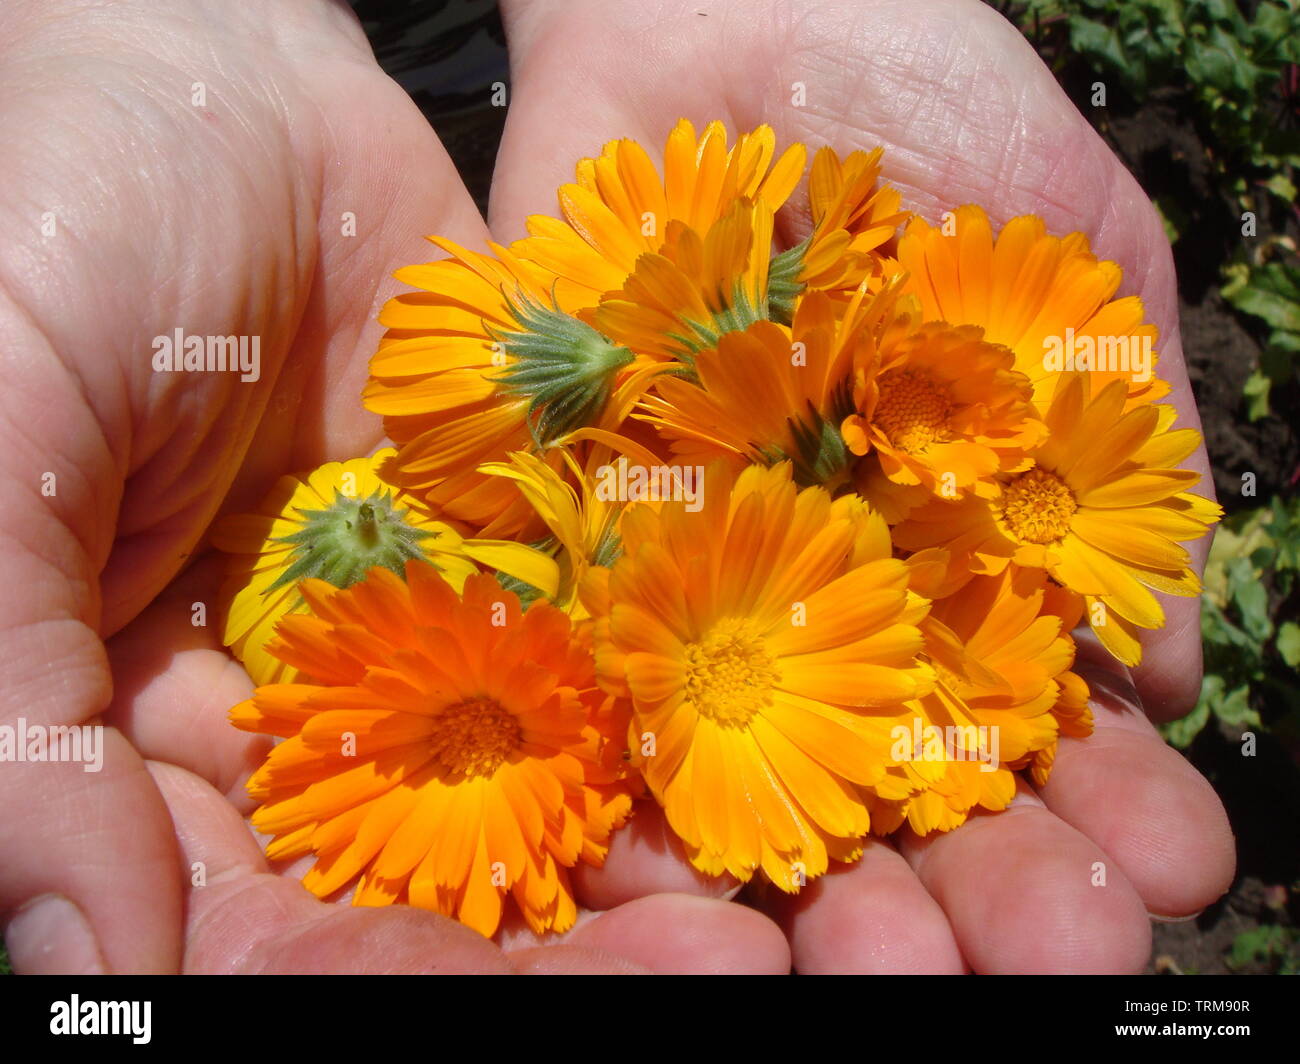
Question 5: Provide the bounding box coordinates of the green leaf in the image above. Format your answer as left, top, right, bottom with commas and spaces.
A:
1163, 692, 1210, 748
1185, 33, 1239, 93
1263, 173, 1297, 203
1253, 3, 1300, 61
1191, 0, 1241, 29
1228, 924, 1300, 972
1266, 330, 1300, 353
1277, 622, 1300, 667
1229, 926, 1282, 967
1069, 16, 1144, 94
1224, 262, 1300, 333
1230, 570, 1273, 642
1211, 683, 1260, 729
1201, 598, 1259, 653
1242, 368, 1272, 421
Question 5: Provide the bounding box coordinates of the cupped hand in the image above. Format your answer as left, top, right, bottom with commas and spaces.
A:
487, 0, 1236, 973
0, 0, 1237, 976
0, 0, 788, 974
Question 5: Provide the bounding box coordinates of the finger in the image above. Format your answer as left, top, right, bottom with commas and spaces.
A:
897, 782, 1152, 973
570, 802, 742, 909
106, 556, 266, 807
542, 894, 791, 975
1129, 593, 1205, 724
498, 896, 786, 975
1036, 634, 1235, 917
0, 734, 180, 975
755, 837, 966, 974
149, 760, 514, 974
157, 758, 780, 974
147, 759, 268, 885
507, 946, 650, 975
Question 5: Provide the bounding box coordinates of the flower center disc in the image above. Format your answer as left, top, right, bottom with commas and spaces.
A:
875, 369, 952, 453
683, 619, 778, 726
429, 697, 521, 778
999, 468, 1077, 544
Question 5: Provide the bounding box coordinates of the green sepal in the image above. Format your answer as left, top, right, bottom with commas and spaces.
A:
492, 289, 635, 446
266, 488, 438, 595
775, 380, 855, 489
767, 237, 811, 325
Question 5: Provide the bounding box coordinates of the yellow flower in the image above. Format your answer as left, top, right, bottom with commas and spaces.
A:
894, 374, 1221, 665
520, 118, 806, 304
896, 205, 1170, 410
583, 462, 934, 889
892, 567, 1092, 835
213, 449, 551, 685
230, 565, 634, 938
477, 448, 624, 617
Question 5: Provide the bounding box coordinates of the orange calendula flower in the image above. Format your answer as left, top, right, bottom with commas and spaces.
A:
365, 238, 649, 537
637, 285, 902, 487
583, 462, 934, 889
768, 146, 910, 320
888, 567, 1092, 835
842, 316, 1047, 508
230, 565, 634, 938
896, 205, 1170, 409
520, 118, 806, 303
592, 195, 775, 363
894, 374, 1221, 665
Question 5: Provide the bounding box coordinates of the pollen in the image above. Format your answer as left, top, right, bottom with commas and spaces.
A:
428, 697, 522, 778
999, 468, 1078, 545
683, 618, 779, 726
875, 369, 952, 453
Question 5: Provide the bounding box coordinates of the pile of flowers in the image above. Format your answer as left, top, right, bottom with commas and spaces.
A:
217, 120, 1219, 938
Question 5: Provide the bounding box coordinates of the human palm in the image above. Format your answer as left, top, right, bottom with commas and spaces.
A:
0, 0, 1232, 975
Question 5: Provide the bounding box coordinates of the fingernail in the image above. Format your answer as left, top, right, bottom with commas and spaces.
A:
5, 895, 106, 974
1150, 910, 1202, 924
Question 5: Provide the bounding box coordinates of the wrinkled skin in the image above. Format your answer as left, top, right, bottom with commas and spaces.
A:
0, 0, 1233, 975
